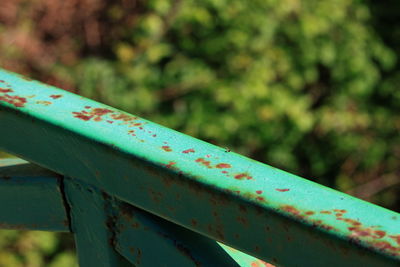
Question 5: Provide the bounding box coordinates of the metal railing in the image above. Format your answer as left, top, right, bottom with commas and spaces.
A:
0, 68, 399, 266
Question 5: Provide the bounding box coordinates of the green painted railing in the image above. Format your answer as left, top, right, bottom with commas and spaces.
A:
0, 68, 399, 267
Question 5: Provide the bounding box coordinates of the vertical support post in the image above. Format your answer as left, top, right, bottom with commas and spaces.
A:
63, 177, 133, 266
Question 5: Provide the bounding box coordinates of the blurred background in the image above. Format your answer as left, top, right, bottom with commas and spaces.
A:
0, 0, 399, 265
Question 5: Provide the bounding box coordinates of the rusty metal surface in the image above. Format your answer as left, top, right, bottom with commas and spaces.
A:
0, 68, 399, 266
114, 201, 242, 266
63, 177, 132, 267
0, 158, 69, 231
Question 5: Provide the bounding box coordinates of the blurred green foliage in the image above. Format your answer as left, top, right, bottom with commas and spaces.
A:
0, 231, 77, 267
67, 0, 399, 206
0, 0, 399, 265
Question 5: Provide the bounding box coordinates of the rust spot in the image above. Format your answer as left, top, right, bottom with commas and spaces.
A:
251, 260, 276, 267
84, 106, 91, 109
0, 88, 13, 93
63, 219, 69, 227
92, 108, 113, 116
106, 120, 114, 124
323, 225, 334, 231
0, 94, 27, 107
0, 80, 4, 83
256, 196, 265, 201
348, 227, 371, 237
374, 230, 386, 239
251, 261, 260, 267
111, 113, 138, 121
72, 112, 93, 121
131, 222, 140, 229
262, 261, 276, 267
333, 209, 347, 213
234, 173, 253, 180
72, 108, 113, 121
275, 188, 290, 192
50, 94, 62, 99
191, 219, 198, 226
389, 235, 400, 245
182, 148, 195, 154
341, 218, 361, 226
216, 229, 225, 241
281, 205, 301, 216
195, 158, 212, 168
236, 216, 247, 225
256, 190, 263, 194
239, 205, 247, 212
215, 163, 231, 169
373, 241, 398, 253
175, 242, 201, 266
165, 161, 176, 169
36, 100, 52, 106
305, 211, 315, 215
162, 146, 172, 152
320, 210, 332, 214
222, 170, 228, 174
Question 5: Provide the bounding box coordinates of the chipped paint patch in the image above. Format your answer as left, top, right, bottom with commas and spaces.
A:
215, 163, 231, 169
111, 113, 138, 122
162, 146, 173, 152
234, 173, 253, 180
72, 107, 113, 122
50, 94, 63, 99
0, 94, 27, 107
195, 158, 212, 168
164, 161, 177, 169
36, 100, 52, 106
275, 188, 290, 192
0, 88, 13, 93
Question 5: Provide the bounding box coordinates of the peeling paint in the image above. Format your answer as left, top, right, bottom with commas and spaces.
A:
234, 173, 253, 180
162, 146, 173, 152
0, 88, 13, 93
216, 163, 231, 169
50, 94, 63, 99
36, 100, 52, 106
0, 94, 27, 107
182, 148, 195, 154
72, 107, 113, 122
275, 188, 290, 192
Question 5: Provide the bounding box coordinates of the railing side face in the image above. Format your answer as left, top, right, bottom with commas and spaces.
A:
0, 69, 399, 266
0, 158, 69, 231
